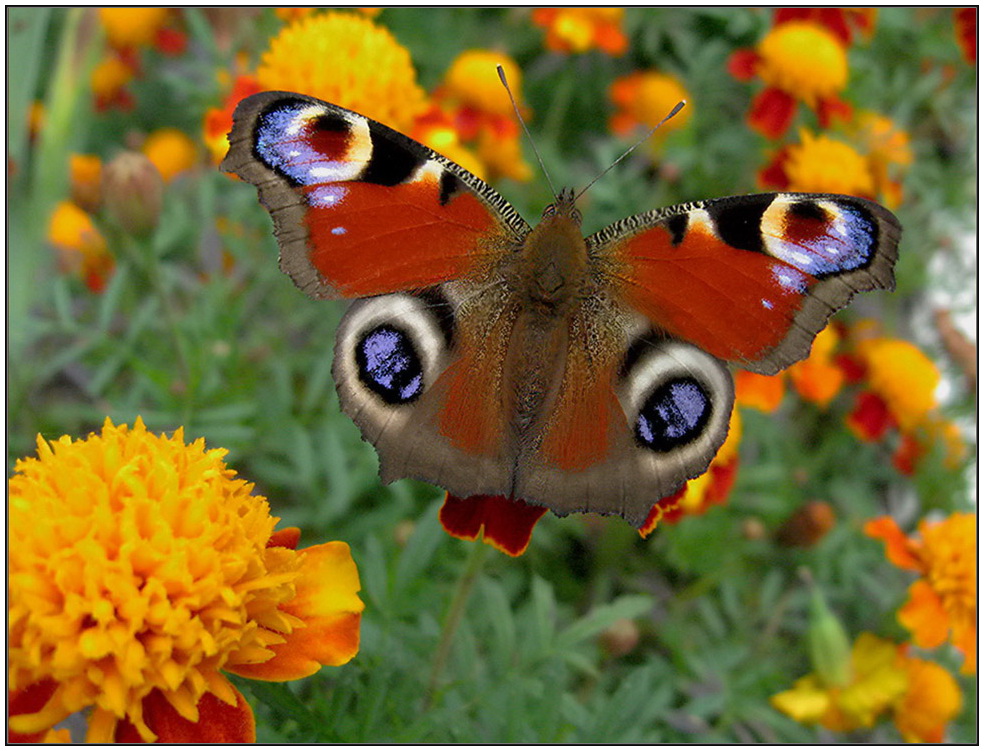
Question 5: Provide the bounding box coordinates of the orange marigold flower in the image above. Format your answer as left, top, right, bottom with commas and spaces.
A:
441, 49, 522, 120
788, 325, 845, 407
730, 21, 852, 138
47, 200, 114, 293
893, 654, 962, 742
760, 129, 876, 198
865, 513, 976, 674
256, 11, 427, 132
532, 7, 627, 55
142, 127, 199, 182
735, 370, 785, 412
69, 153, 103, 213
7, 418, 363, 743
840, 110, 912, 209
275, 7, 316, 23
99, 8, 171, 49
955, 8, 976, 63
608, 70, 691, 143
854, 337, 940, 433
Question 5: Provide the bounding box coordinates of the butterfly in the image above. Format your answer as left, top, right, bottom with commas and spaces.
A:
222, 90, 901, 528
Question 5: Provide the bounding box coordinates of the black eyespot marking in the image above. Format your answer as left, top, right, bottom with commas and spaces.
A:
355, 325, 424, 404
361, 122, 425, 186
707, 195, 772, 254
635, 377, 711, 452
788, 199, 828, 223
439, 171, 464, 206
666, 213, 688, 246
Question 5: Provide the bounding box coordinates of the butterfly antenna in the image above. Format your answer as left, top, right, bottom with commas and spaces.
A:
573, 100, 687, 203
497, 64, 557, 199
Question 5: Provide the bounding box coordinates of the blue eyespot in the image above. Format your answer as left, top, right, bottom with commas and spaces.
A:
635, 377, 710, 452
355, 325, 423, 404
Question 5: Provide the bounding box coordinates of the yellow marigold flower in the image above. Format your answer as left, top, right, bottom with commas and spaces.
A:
69, 153, 103, 213
783, 130, 876, 197
865, 513, 976, 674
47, 200, 114, 293
788, 325, 845, 407
609, 70, 691, 138
274, 7, 315, 23
771, 632, 909, 733
532, 7, 627, 55
442, 49, 522, 119
99, 7, 170, 48
893, 655, 962, 742
256, 11, 427, 132
141, 127, 199, 182
854, 337, 940, 432
756, 21, 848, 106
8, 418, 363, 743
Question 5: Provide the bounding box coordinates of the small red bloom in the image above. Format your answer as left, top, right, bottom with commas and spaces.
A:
955, 8, 976, 63
847, 391, 897, 442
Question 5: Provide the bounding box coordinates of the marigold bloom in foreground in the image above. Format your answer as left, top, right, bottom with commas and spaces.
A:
608, 70, 691, 144
532, 7, 627, 55
8, 418, 363, 742
729, 20, 852, 139
865, 513, 976, 674
256, 11, 427, 132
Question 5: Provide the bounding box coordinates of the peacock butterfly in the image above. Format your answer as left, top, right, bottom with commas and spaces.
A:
222, 90, 900, 529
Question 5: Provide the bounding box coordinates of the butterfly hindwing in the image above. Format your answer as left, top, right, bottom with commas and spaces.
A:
222, 91, 529, 299
589, 193, 901, 374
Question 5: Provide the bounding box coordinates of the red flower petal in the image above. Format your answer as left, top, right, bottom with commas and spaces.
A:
955, 8, 977, 63
747, 88, 797, 139
8, 680, 59, 743
892, 433, 923, 475
115, 687, 255, 743
816, 95, 853, 129
835, 353, 868, 384
705, 457, 739, 505
439, 493, 548, 557
847, 390, 896, 441
727, 48, 760, 81
267, 526, 301, 549
637, 485, 685, 537
154, 27, 187, 56
757, 147, 791, 190
863, 515, 924, 572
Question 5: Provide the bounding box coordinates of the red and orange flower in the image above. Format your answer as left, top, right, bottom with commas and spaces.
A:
729, 19, 853, 139
532, 7, 627, 56
8, 419, 363, 742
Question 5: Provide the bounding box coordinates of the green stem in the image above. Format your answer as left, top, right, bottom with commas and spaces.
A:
422, 541, 489, 711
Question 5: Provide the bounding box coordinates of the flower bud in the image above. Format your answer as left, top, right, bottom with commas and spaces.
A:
807, 583, 852, 688
600, 617, 640, 658
776, 501, 836, 548
102, 151, 163, 235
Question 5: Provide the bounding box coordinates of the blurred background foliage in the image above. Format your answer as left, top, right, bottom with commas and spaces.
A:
7, 7, 976, 743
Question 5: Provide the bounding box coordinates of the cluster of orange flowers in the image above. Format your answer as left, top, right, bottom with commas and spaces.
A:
727, 9, 919, 208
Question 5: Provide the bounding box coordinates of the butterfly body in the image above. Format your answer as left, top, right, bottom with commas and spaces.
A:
224, 90, 901, 526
